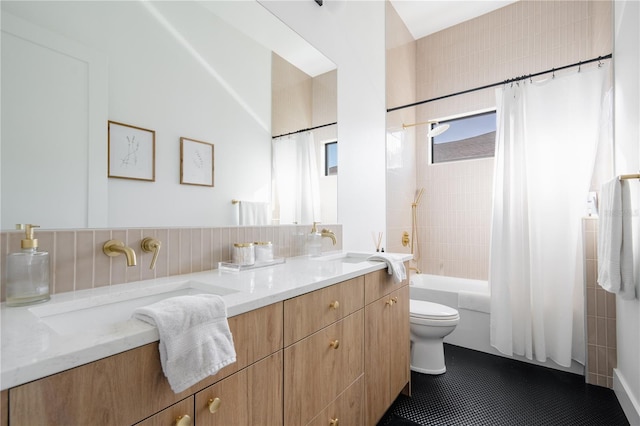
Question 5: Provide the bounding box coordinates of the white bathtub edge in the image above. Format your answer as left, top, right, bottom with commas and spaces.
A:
614, 368, 640, 425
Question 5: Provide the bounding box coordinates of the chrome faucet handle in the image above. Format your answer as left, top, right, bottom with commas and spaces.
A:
141, 237, 162, 270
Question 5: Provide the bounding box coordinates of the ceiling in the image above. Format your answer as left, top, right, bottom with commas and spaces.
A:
214, 1, 518, 77
389, 0, 518, 40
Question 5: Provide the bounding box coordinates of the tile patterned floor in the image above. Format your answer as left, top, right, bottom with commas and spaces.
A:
378, 344, 629, 426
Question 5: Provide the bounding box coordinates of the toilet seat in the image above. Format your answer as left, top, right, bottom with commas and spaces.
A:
410, 299, 459, 321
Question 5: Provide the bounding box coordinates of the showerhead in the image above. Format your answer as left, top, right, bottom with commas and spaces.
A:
427, 123, 450, 137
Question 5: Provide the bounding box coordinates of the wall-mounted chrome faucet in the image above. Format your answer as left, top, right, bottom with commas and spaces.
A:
103, 240, 137, 267
141, 237, 162, 269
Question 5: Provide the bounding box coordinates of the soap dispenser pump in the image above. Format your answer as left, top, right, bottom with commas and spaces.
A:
308, 222, 322, 257
6, 224, 50, 306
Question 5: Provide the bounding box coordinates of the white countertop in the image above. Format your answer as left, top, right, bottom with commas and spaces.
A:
1, 252, 411, 391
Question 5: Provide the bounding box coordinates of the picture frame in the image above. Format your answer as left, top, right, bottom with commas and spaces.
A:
107, 121, 155, 181
180, 137, 214, 187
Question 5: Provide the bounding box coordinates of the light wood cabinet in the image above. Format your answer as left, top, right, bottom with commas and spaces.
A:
8, 302, 282, 426
364, 265, 411, 425
6, 266, 411, 426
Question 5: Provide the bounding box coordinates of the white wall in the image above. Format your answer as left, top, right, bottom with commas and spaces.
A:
614, 1, 640, 423
262, 0, 387, 252
2, 1, 272, 228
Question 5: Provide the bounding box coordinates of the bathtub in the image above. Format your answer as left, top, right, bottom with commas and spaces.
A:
410, 274, 492, 355
410, 274, 584, 374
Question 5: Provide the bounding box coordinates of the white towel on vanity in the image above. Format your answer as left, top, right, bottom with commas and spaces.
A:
133, 294, 236, 393
367, 253, 407, 284
597, 178, 636, 300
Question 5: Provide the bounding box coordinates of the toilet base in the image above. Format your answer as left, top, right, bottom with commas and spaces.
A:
410, 338, 447, 375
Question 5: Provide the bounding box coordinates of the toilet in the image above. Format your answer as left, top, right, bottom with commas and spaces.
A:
409, 299, 460, 375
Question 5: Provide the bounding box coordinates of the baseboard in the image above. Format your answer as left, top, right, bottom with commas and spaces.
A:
613, 368, 640, 425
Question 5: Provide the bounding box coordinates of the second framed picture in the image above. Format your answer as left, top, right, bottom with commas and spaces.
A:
180, 137, 214, 187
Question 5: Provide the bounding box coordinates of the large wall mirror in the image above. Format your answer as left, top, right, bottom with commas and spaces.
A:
1, 0, 337, 230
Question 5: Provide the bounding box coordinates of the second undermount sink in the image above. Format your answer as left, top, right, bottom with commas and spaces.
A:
29, 280, 239, 336
310, 252, 371, 263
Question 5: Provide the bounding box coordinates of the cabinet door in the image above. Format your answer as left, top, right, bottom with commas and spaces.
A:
364, 284, 410, 425
196, 351, 283, 426
135, 397, 194, 426
284, 310, 364, 426
248, 351, 283, 426
388, 286, 410, 398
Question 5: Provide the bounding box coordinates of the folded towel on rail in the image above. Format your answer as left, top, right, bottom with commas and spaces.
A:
367, 253, 407, 284
238, 201, 270, 225
597, 178, 636, 300
132, 294, 236, 393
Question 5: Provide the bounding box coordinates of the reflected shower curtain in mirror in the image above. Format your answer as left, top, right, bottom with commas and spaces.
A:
272, 131, 321, 225
489, 64, 612, 367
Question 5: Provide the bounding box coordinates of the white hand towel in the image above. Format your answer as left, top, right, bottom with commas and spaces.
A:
133, 294, 237, 393
597, 178, 636, 300
367, 253, 407, 284
238, 201, 270, 225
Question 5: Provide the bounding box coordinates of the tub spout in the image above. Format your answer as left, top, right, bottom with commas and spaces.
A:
103, 240, 137, 267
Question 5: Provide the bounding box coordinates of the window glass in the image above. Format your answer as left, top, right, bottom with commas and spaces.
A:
431, 110, 496, 163
325, 141, 337, 175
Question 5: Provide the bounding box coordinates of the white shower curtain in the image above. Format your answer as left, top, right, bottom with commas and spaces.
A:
272, 131, 321, 224
490, 64, 611, 367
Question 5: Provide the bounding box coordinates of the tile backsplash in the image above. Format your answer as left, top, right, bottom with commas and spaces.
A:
0, 224, 342, 301
583, 218, 616, 389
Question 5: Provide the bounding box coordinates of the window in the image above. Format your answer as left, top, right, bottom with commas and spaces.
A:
431, 110, 496, 164
325, 141, 337, 175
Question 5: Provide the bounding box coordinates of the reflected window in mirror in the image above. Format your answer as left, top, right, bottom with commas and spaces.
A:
325, 141, 337, 176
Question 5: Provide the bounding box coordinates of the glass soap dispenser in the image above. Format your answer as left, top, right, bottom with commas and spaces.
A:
6, 224, 50, 306
307, 222, 322, 257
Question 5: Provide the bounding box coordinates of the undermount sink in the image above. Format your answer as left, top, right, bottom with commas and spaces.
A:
310, 252, 371, 263
29, 280, 239, 336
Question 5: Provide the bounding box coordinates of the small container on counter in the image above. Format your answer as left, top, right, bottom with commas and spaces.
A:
254, 241, 273, 262
232, 242, 255, 266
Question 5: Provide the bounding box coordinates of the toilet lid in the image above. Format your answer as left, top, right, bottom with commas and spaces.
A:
410, 299, 459, 320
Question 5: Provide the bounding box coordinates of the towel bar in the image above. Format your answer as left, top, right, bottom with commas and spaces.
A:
618, 173, 640, 181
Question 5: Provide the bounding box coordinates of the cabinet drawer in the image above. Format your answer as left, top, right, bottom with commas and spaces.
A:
306, 376, 363, 426
284, 310, 364, 426
364, 262, 409, 304
135, 397, 194, 426
284, 276, 364, 346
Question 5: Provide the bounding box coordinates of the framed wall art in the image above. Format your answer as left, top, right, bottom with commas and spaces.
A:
180, 137, 214, 187
107, 121, 155, 181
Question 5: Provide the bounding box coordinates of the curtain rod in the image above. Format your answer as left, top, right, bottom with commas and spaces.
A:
272, 121, 337, 139
387, 54, 612, 113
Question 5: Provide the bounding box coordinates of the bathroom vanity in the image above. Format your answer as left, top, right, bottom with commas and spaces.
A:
1, 253, 410, 425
